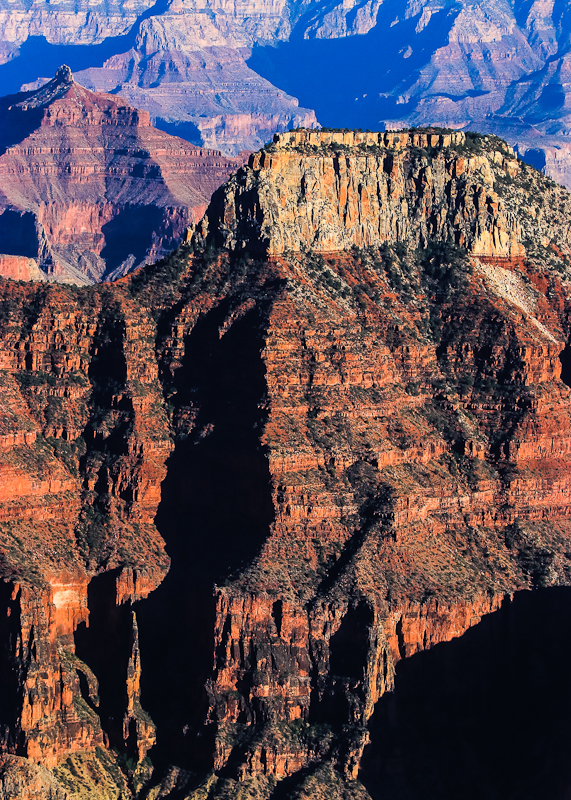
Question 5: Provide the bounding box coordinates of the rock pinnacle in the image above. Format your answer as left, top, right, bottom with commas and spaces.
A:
55, 65, 74, 85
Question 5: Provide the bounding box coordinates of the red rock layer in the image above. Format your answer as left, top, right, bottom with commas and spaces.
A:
0, 130, 571, 797
0, 278, 171, 772
0, 66, 246, 284
176, 132, 571, 792
180, 243, 571, 788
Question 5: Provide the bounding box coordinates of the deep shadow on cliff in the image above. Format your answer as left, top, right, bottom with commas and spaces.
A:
75, 571, 134, 752
248, 5, 457, 131
360, 588, 571, 800
135, 300, 275, 776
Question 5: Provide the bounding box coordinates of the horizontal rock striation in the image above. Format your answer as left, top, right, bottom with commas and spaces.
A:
0, 66, 245, 284
1, 130, 571, 796
0, 277, 172, 781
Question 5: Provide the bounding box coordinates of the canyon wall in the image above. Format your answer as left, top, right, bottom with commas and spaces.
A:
2, 0, 571, 182
0, 131, 571, 797
0, 66, 245, 285
0, 277, 172, 791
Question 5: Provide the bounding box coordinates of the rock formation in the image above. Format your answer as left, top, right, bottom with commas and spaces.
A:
3, 0, 571, 181
72, 12, 318, 155
0, 129, 571, 797
0, 66, 246, 284
197, 129, 524, 258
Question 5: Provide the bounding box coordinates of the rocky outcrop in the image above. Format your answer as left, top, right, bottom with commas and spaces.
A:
0, 66, 246, 284
4, 0, 571, 180
196, 129, 525, 258
164, 133, 571, 795
1, 130, 571, 797
0, 256, 44, 281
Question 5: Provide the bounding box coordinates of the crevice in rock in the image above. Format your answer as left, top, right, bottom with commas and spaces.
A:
559, 341, 571, 388
329, 602, 372, 682
135, 299, 274, 777
74, 570, 134, 753
271, 600, 283, 639
267, 765, 315, 800
0, 582, 24, 754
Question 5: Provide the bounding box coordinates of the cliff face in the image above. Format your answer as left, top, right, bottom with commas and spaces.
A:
197, 130, 525, 258
0, 274, 171, 784
1, 130, 571, 797
0, 66, 245, 285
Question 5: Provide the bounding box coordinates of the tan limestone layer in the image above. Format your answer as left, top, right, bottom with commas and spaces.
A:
197, 130, 526, 259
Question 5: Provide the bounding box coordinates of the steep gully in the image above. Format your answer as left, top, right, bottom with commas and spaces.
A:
135, 299, 275, 776
64, 294, 277, 783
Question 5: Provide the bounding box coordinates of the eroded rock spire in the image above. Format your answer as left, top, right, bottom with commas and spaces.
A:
55, 64, 74, 85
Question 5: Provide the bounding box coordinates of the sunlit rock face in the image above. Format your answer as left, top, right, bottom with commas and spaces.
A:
0, 66, 246, 284
196, 129, 525, 258
1, 130, 571, 797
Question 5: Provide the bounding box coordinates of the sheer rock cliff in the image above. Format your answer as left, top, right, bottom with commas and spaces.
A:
0, 130, 571, 797
196, 130, 525, 259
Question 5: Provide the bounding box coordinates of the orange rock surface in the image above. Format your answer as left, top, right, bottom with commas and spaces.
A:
0, 129, 571, 797
0, 256, 43, 282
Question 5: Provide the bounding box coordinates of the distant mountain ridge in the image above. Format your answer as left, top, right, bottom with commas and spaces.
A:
1, 0, 570, 184
0, 65, 245, 284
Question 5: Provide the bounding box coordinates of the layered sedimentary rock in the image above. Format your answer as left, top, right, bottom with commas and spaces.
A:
0, 274, 172, 789
197, 129, 525, 258
73, 11, 317, 155
0, 66, 245, 284
4, 0, 571, 179
2, 130, 571, 797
